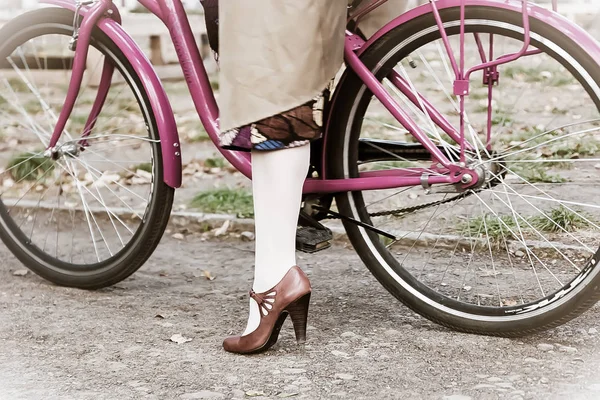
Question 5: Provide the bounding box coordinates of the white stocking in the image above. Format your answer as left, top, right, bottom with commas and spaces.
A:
242, 144, 310, 336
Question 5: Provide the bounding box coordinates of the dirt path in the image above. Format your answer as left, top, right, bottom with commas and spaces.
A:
1, 232, 600, 400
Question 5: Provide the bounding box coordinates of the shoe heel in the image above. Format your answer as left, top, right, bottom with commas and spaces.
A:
285, 293, 311, 344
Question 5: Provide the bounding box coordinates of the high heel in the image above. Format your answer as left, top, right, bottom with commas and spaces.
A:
285, 293, 310, 344
223, 266, 311, 354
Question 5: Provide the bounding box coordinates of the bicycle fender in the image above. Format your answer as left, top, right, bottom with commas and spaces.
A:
41, 0, 182, 188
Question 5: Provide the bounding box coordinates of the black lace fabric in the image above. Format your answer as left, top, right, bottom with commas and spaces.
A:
199, 0, 219, 53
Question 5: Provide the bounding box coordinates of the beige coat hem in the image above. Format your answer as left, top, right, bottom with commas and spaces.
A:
219, 0, 419, 133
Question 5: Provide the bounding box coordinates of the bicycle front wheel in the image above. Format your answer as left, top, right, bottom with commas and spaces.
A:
328, 5, 600, 335
0, 9, 174, 289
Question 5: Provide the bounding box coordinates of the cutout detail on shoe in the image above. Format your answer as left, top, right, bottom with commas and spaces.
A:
249, 289, 277, 318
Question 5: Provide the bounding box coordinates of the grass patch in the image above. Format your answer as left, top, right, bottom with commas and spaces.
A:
379, 235, 395, 247
465, 214, 518, 243
133, 162, 153, 173
69, 114, 89, 127
531, 206, 591, 233
502, 66, 576, 86
203, 157, 227, 169
7, 78, 28, 91
469, 90, 489, 101
190, 188, 254, 218
117, 99, 139, 113
24, 100, 41, 113
6, 152, 54, 182
474, 104, 489, 114
498, 126, 548, 147
543, 138, 600, 159
499, 126, 600, 159
508, 163, 566, 183
492, 113, 514, 127
463, 206, 593, 245
551, 107, 568, 115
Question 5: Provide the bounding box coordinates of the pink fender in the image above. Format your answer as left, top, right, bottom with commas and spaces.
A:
41, 0, 182, 188
323, 0, 600, 175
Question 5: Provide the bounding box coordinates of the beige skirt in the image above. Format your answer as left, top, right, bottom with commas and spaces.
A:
218, 0, 418, 150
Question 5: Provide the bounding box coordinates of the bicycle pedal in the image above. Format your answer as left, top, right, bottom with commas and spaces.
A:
296, 225, 332, 253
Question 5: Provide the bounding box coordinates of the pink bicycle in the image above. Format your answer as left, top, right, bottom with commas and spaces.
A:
2, 0, 600, 336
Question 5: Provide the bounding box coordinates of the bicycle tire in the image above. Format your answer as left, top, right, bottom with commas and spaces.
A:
327, 5, 600, 336
0, 9, 174, 289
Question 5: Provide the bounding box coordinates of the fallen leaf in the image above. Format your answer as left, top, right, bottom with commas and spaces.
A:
334, 373, 354, 380
502, 300, 518, 307
214, 220, 230, 237
170, 334, 192, 344
203, 270, 216, 281
245, 390, 266, 397
155, 314, 165, 319
240, 231, 255, 241
12, 269, 28, 277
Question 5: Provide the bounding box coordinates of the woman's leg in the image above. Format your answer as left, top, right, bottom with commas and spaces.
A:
242, 144, 311, 335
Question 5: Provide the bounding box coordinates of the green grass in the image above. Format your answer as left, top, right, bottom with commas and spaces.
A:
544, 138, 600, 159
474, 104, 489, 114
498, 126, 546, 147
117, 99, 139, 113
133, 163, 153, 173
379, 235, 395, 247
464, 206, 593, 245
502, 66, 576, 86
465, 214, 518, 243
508, 163, 566, 183
531, 206, 591, 233
190, 188, 254, 218
471, 104, 514, 128
24, 100, 42, 114
551, 107, 568, 115
491, 112, 514, 127
469, 90, 489, 101
6, 151, 54, 182
69, 114, 89, 127
499, 126, 600, 159
203, 157, 227, 169
7, 78, 28, 91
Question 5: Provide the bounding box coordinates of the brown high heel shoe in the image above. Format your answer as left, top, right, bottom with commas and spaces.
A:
223, 266, 311, 354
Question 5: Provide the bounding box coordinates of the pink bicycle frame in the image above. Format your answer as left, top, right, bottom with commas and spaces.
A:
41, 0, 600, 194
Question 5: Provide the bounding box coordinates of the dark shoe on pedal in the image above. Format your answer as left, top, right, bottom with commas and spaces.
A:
223, 266, 311, 354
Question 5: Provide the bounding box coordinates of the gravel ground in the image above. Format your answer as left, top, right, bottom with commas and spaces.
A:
1, 232, 600, 400
1, 10, 600, 400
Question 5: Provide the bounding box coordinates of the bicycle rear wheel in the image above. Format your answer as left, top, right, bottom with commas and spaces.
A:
0, 9, 174, 289
328, 6, 600, 335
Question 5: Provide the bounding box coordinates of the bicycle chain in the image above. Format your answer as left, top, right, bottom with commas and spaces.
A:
367, 191, 471, 218
320, 191, 471, 220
